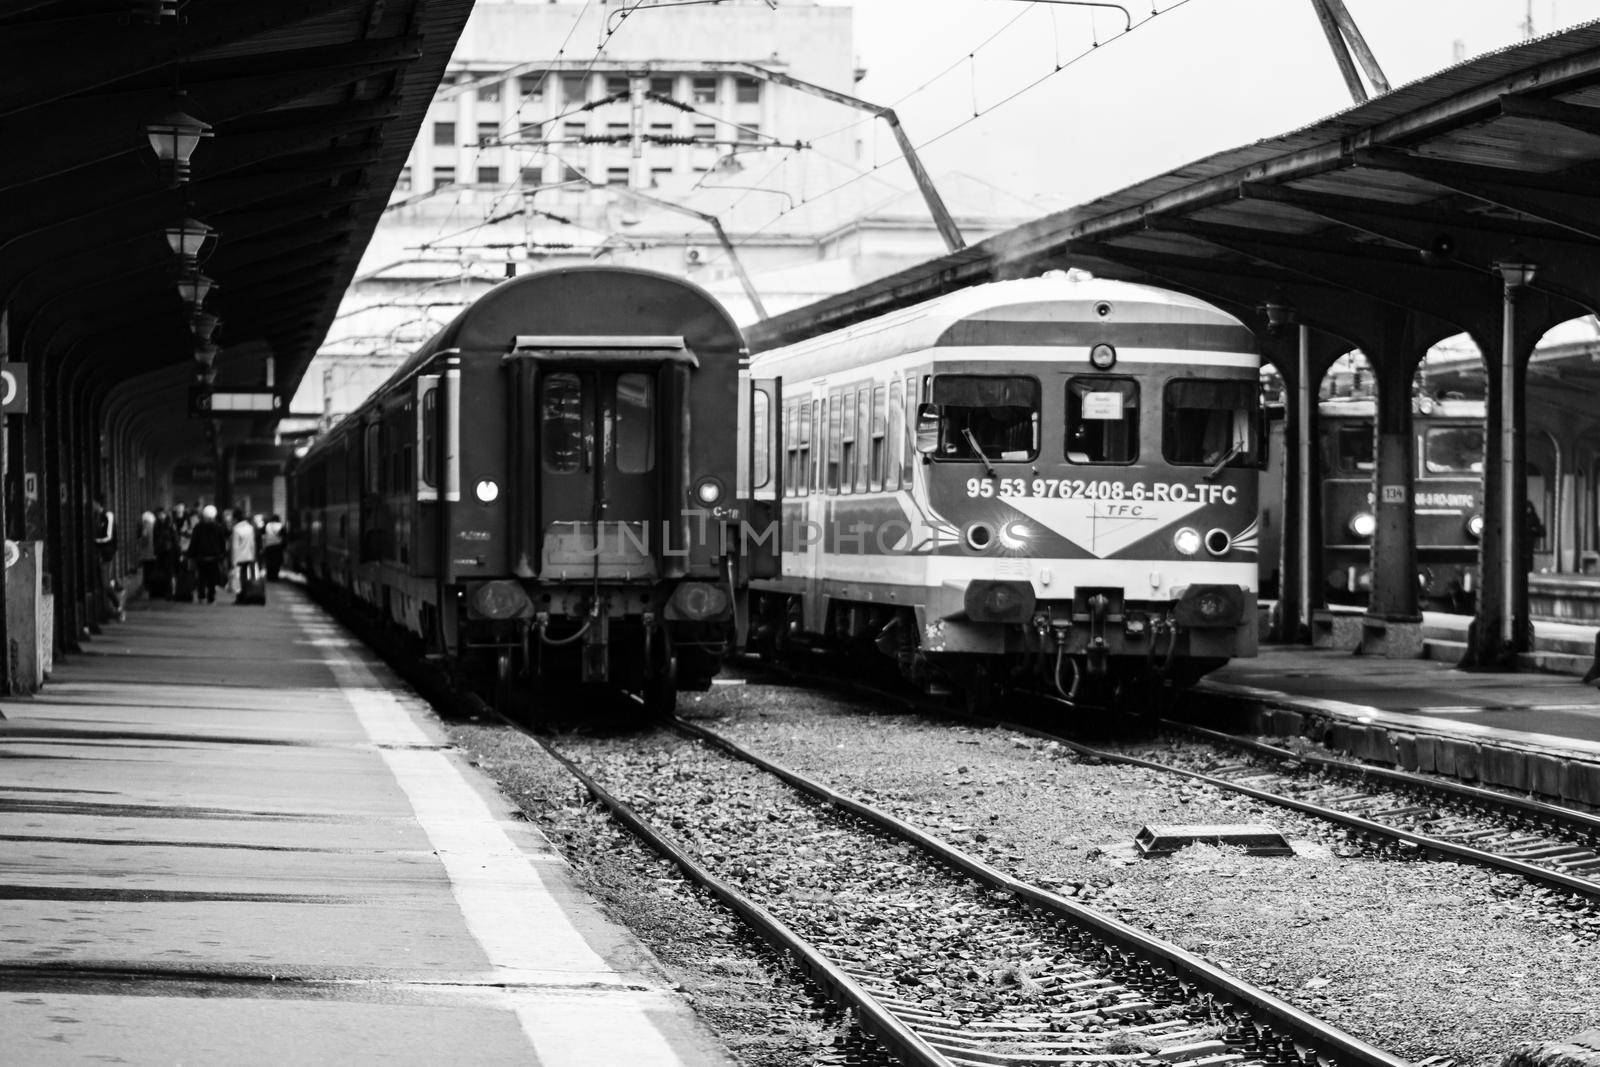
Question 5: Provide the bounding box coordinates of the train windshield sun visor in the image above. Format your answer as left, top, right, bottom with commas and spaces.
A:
508, 334, 698, 367
929, 374, 1039, 462
1162, 378, 1259, 470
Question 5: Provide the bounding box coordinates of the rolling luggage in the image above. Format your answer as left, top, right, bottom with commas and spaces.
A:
235, 563, 266, 606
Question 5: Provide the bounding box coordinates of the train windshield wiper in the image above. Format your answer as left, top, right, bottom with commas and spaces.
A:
1205, 438, 1245, 481
963, 427, 998, 479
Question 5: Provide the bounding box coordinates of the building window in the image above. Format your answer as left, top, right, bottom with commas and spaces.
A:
736, 124, 761, 144
649, 75, 674, 96
735, 77, 760, 104
605, 166, 631, 186
692, 122, 716, 142
650, 167, 673, 187
561, 74, 588, 104
433, 121, 455, 146
477, 82, 500, 103
477, 122, 498, 145
648, 121, 674, 142
476, 166, 500, 185
605, 75, 631, 98
563, 120, 587, 141
692, 76, 718, 103
606, 122, 629, 143
396, 166, 412, 192
432, 166, 455, 188
519, 73, 545, 101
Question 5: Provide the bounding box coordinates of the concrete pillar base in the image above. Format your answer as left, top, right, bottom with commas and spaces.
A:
1359, 615, 1424, 658
1311, 609, 1362, 650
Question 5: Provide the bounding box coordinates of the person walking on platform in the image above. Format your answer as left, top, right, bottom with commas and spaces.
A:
262, 514, 285, 581
187, 505, 227, 604
91, 496, 124, 623
151, 507, 177, 599
136, 510, 157, 599
230, 509, 259, 597
171, 503, 197, 602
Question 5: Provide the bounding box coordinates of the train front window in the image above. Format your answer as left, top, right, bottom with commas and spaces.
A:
1423, 426, 1484, 474
929, 375, 1039, 462
1066, 377, 1138, 464
1163, 379, 1259, 467
1335, 424, 1375, 472
541, 372, 586, 473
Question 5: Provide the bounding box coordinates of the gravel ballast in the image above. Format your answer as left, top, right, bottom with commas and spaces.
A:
678, 675, 1600, 1067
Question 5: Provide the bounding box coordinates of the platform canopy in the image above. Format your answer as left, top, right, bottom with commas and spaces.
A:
748, 19, 1600, 360
0, 0, 472, 461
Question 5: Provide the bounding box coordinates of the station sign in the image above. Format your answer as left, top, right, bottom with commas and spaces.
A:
189, 387, 285, 418
1, 362, 27, 414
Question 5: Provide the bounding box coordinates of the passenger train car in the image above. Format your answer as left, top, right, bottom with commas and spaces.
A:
294, 266, 765, 712
747, 274, 1262, 707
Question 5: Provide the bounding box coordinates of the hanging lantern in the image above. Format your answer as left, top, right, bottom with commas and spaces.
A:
144, 96, 213, 186
176, 272, 215, 307
190, 310, 219, 343
193, 342, 218, 368
164, 217, 214, 263
131, 0, 179, 24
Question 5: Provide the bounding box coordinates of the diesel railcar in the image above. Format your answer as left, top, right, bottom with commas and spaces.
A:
747, 274, 1262, 709
294, 266, 767, 712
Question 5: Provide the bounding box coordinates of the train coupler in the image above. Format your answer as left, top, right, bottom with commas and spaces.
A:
1085, 594, 1110, 677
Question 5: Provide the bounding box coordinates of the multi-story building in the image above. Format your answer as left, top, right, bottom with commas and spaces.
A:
292, 0, 1037, 423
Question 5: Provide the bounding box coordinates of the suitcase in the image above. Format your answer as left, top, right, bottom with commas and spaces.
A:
235, 563, 266, 606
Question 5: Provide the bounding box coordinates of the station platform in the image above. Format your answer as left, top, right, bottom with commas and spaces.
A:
0, 585, 730, 1065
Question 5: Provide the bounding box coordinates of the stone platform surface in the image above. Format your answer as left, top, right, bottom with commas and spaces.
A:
0, 584, 730, 1066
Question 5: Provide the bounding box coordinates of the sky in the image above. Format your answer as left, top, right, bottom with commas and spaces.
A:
815, 0, 1600, 208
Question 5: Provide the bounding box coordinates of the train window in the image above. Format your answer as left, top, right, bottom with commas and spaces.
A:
1066, 377, 1139, 464
886, 380, 904, 491
1422, 426, 1484, 474
826, 398, 842, 493
364, 424, 381, 493
798, 401, 811, 497
810, 399, 822, 492
1334, 424, 1375, 472
542, 372, 586, 474
854, 388, 870, 493
929, 375, 1039, 462
870, 385, 887, 491
615, 373, 655, 474
902, 375, 918, 484
1162, 379, 1259, 468
421, 390, 438, 487
839, 391, 856, 494
751, 386, 771, 490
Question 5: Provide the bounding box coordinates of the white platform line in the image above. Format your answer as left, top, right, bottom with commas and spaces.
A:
292, 605, 692, 1065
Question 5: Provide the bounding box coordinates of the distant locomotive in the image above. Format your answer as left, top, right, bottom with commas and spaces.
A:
1260, 396, 1486, 610
293, 266, 769, 713
747, 274, 1262, 709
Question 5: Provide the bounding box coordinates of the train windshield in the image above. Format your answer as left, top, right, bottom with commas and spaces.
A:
1162, 379, 1259, 468
930, 375, 1039, 462
1335, 424, 1375, 472
1066, 376, 1139, 464
1423, 426, 1484, 474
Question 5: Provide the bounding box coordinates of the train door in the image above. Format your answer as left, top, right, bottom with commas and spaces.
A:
535, 365, 663, 579
742, 376, 782, 579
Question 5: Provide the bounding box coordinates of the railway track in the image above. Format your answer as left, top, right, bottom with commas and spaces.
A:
531, 714, 1406, 1067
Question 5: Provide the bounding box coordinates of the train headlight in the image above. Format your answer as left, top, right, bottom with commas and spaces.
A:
475, 479, 500, 503
694, 478, 723, 505
1089, 343, 1117, 370
1349, 511, 1376, 539
666, 581, 731, 621
965, 523, 994, 551
1204, 528, 1233, 556
998, 520, 1032, 551
1173, 527, 1202, 556
1466, 513, 1484, 539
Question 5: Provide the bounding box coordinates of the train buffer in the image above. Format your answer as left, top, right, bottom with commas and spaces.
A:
0, 585, 732, 1066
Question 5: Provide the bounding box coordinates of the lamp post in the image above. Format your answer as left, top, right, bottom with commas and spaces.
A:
143, 97, 212, 186
1494, 261, 1536, 654
190, 310, 219, 344
175, 273, 215, 308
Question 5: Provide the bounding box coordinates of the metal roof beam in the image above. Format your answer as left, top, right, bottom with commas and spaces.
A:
1498, 93, 1600, 137
0, 0, 371, 118
1238, 182, 1579, 244
1352, 147, 1600, 242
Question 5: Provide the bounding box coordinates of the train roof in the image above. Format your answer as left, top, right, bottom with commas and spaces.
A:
1319, 396, 1486, 419
749, 274, 1252, 378
300, 265, 744, 464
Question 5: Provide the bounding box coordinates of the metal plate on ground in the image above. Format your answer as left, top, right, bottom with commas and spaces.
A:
1134, 823, 1295, 857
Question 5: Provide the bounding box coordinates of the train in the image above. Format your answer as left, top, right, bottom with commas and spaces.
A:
1259, 395, 1487, 611
292, 265, 772, 714
745, 274, 1263, 710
